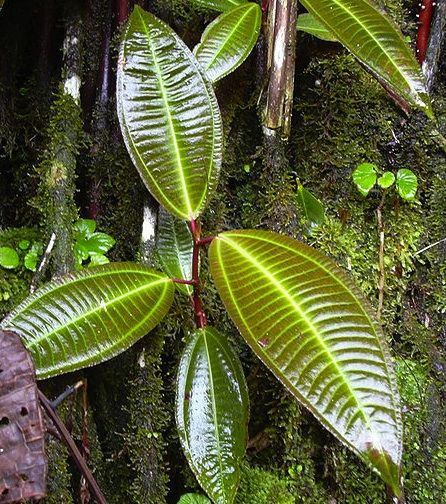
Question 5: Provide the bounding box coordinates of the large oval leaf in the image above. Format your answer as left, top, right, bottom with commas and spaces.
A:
176, 327, 249, 504
1, 263, 174, 379
117, 6, 222, 220
194, 3, 261, 83
209, 230, 403, 495
299, 0, 432, 117
157, 207, 194, 296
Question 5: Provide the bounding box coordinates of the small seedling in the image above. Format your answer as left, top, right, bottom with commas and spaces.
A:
352, 162, 418, 201
352, 162, 418, 319
73, 218, 115, 269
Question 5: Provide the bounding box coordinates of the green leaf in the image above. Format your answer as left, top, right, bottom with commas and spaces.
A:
209, 230, 403, 495
396, 168, 417, 201
377, 171, 395, 189
18, 240, 31, 251
156, 207, 194, 296
74, 218, 96, 240
0, 247, 19, 269
1, 263, 174, 379
194, 3, 261, 83
352, 162, 377, 196
88, 253, 110, 267
24, 252, 39, 272
117, 6, 222, 221
296, 13, 337, 42
176, 327, 249, 504
190, 0, 246, 12
177, 494, 211, 504
295, 182, 325, 232
86, 232, 116, 255
299, 0, 432, 117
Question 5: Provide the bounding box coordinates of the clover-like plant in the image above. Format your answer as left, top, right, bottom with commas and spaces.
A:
352, 162, 418, 319
0, 5, 414, 502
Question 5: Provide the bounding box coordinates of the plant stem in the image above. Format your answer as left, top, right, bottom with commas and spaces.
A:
188, 220, 215, 329
38, 390, 108, 504
376, 193, 386, 320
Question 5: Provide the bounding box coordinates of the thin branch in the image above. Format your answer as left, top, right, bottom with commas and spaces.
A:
30, 232, 56, 293
414, 237, 446, 256
38, 390, 108, 504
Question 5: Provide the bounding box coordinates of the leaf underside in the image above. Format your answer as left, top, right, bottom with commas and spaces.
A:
194, 3, 261, 83
157, 206, 194, 296
209, 229, 403, 495
296, 13, 337, 42
176, 327, 249, 504
299, 0, 432, 117
117, 6, 222, 220
1, 263, 174, 379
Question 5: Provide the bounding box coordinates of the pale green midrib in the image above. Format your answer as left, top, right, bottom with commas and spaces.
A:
203, 330, 228, 500
38, 281, 170, 377
3, 266, 161, 325
140, 14, 193, 219
220, 236, 373, 428
22, 277, 170, 350
302, 0, 416, 92
117, 30, 186, 218
202, 5, 255, 72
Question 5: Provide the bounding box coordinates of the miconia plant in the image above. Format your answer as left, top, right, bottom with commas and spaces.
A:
1, 3, 422, 502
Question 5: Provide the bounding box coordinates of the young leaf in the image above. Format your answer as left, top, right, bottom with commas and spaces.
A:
298, 0, 432, 117
177, 494, 211, 504
296, 13, 337, 42
209, 230, 403, 495
194, 3, 261, 83
0, 247, 19, 269
396, 168, 417, 201
377, 171, 395, 189
1, 263, 174, 379
117, 6, 222, 221
18, 240, 31, 251
156, 207, 194, 296
190, 0, 246, 12
85, 232, 116, 255
295, 182, 325, 232
176, 327, 249, 504
352, 162, 377, 196
88, 253, 110, 267
73, 218, 96, 240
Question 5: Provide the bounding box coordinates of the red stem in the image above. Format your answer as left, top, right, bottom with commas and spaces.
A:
115, 0, 130, 25
416, 0, 434, 64
187, 220, 215, 329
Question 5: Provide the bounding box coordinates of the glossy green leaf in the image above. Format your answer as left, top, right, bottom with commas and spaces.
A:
299, 0, 432, 117
377, 171, 395, 189
177, 494, 211, 504
0, 247, 19, 269
190, 0, 246, 12
176, 327, 249, 504
209, 230, 402, 495
295, 182, 325, 232
85, 232, 116, 255
396, 168, 417, 201
156, 207, 194, 296
1, 263, 174, 379
117, 6, 222, 221
88, 253, 110, 267
352, 162, 377, 196
296, 13, 337, 42
74, 218, 96, 240
194, 3, 261, 83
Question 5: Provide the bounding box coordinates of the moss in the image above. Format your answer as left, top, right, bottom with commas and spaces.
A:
38, 439, 74, 504
34, 87, 85, 275
235, 465, 295, 504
